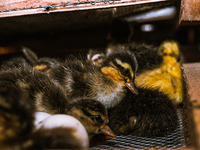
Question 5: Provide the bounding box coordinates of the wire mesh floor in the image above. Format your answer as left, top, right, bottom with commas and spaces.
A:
91, 109, 186, 149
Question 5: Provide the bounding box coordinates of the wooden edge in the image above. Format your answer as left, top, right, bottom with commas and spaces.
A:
182, 63, 200, 150
0, 0, 168, 18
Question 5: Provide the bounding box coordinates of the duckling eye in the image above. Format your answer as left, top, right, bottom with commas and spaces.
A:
95, 115, 102, 122
123, 68, 130, 76
90, 115, 103, 123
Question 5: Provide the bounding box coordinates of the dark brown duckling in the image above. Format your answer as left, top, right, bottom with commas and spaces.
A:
50, 49, 138, 109
0, 64, 114, 140
108, 88, 178, 137
0, 85, 112, 149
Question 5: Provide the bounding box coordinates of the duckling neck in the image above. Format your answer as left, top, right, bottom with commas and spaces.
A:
88, 74, 127, 109
162, 56, 177, 65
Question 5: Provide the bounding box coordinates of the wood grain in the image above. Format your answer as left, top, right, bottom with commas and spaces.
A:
0, 0, 168, 18
181, 0, 200, 21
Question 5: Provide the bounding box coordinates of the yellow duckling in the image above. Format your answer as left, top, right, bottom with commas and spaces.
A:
135, 41, 183, 105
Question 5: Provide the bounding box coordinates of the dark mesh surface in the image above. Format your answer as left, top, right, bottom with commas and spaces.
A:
91, 109, 186, 149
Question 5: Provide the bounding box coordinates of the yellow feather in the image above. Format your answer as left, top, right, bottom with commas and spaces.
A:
135, 41, 183, 105
101, 67, 124, 83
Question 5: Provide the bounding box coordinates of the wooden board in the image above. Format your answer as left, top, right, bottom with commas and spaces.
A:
180, 0, 200, 22
0, 0, 171, 18
183, 63, 200, 150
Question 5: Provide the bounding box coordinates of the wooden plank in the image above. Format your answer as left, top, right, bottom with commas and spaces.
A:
182, 63, 200, 150
0, 0, 168, 18
180, 0, 200, 22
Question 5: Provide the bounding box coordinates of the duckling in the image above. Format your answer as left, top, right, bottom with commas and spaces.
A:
108, 88, 178, 137
0, 85, 91, 149
0, 64, 115, 140
87, 42, 180, 137
134, 41, 183, 104
106, 40, 183, 104
0, 85, 35, 150
50, 49, 138, 109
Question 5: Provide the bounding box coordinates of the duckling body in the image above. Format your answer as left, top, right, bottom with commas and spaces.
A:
50, 50, 138, 109
0, 64, 114, 140
87, 41, 180, 138
0, 62, 70, 114
0, 85, 89, 149
108, 88, 178, 137
134, 41, 183, 104
106, 40, 183, 104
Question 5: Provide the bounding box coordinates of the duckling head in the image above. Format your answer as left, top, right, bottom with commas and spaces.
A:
101, 49, 138, 95
158, 40, 180, 59
66, 99, 115, 139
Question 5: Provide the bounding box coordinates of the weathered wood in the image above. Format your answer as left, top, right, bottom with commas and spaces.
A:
181, 0, 200, 22
0, 0, 168, 18
183, 63, 200, 150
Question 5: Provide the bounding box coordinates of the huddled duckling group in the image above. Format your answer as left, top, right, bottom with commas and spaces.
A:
0, 39, 183, 149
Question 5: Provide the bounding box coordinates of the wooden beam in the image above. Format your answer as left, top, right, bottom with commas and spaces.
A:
0, 0, 168, 18
183, 63, 200, 149
180, 0, 200, 22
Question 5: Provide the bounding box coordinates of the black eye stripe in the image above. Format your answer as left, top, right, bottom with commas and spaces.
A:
113, 61, 131, 77
113, 60, 123, 70
82, 108, 92, 117
82, 108, 103, 123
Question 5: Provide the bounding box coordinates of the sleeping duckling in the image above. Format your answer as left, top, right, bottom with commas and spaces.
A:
88, 42, 179, 137
106, 40, 183, 104
67, 98, 115, 139
50, 49, 138, 109
0, 85, 90, 149
108, 88, 178, 137
0, 64, 115, 140
134, 41, 183, 104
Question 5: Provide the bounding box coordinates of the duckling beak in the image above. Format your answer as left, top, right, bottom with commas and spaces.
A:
125, 81, 138, 95
100, 125, 116, 139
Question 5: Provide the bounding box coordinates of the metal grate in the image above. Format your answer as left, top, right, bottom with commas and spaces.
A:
91, 109, 187, 149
